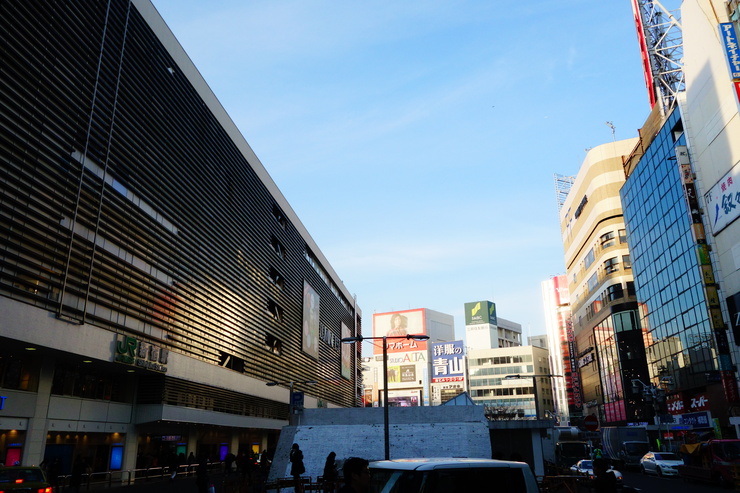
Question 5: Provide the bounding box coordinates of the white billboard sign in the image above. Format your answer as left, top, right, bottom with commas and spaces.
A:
704, 161, 740, 235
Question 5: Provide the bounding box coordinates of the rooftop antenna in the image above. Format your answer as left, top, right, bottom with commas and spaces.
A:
605, 121, 616, 142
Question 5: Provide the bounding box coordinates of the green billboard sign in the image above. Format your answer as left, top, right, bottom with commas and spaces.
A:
464, 301, 497, 326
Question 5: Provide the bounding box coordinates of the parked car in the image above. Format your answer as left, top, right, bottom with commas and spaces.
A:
569, 459, 623, 482
369, 458, 540, 493
570, 459, 594, 476
0, 466, 51, 492
640, 451, 683, 477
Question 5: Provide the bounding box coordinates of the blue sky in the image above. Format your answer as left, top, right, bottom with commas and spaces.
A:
151, 0, 658, 344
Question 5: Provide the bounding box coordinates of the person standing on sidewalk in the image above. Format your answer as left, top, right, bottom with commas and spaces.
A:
322, 452, 338, 493
289, 444, 305, 493
195, 456, 210, 493
69, 456, 86, 493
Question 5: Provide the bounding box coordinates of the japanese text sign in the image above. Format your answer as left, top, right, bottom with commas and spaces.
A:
720, 23, 740, 80
431, 340, 465, 383
704, 161, 740, 235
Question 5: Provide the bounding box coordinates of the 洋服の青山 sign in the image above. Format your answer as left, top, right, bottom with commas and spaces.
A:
114, 334, 168, 372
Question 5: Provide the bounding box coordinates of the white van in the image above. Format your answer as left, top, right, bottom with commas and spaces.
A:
368, 458, 540, 493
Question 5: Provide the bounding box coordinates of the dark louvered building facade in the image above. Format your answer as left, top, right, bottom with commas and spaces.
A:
0, 0, 361, 472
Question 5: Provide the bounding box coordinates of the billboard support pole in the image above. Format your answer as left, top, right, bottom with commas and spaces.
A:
341, 333, 429, 461
383, 335, 390, 460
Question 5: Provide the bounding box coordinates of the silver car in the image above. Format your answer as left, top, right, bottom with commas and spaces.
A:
639, 451, 683, 477
369, 458, 540, 493
569, 459, 623, 482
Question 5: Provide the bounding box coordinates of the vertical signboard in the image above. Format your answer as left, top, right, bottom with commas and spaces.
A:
631, 0, 658, 108
566, 318, 583, 411
302, 281, 319, 358
719, 23, 740, 80
727, 292, 740, 346
553, 275, 570, 306
431, 341, 465, 383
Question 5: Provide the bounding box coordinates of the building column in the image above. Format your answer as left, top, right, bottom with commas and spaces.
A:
230, 433, 239, 455
122, 424, 138, 482
187, 427, 198, 457
22, 355, 55, 466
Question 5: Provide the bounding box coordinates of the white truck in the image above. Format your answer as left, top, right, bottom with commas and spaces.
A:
542, 426, 591, 474
600, 426, 650, 469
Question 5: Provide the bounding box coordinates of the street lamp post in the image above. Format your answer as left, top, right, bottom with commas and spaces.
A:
341, 333, 429, 460
504, 374, 563, 419
504, 373, 563, 478
543, 409, 558, 424
266, 380, 318, 425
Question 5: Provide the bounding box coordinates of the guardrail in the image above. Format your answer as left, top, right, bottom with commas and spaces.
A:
54, 462, 223, 490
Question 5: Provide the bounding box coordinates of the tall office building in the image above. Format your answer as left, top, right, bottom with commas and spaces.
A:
559, 140, 651, 426
620, 0, 740, 435
0, 1, 359, 471
467, 345, 553, 419
541, 275, 578, 423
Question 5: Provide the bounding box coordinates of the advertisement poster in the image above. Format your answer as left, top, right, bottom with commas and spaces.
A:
373, 309, 427, 354
302, 281, 319, 358
704, 162, 740, 235
387, 389, 421, 407
341, 322, 352, 379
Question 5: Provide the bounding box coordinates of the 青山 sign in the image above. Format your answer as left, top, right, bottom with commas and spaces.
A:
431, 341, 465, 383
114, 335, 168, 372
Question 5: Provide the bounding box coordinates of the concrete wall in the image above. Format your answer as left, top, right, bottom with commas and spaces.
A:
268, 406, 491, 481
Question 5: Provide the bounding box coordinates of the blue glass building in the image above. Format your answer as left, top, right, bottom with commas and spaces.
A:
621, 106, 734, 430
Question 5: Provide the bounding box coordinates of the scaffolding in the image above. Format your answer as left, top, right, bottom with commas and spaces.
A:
554, 174, 575, 212
631, 0, 684, 115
